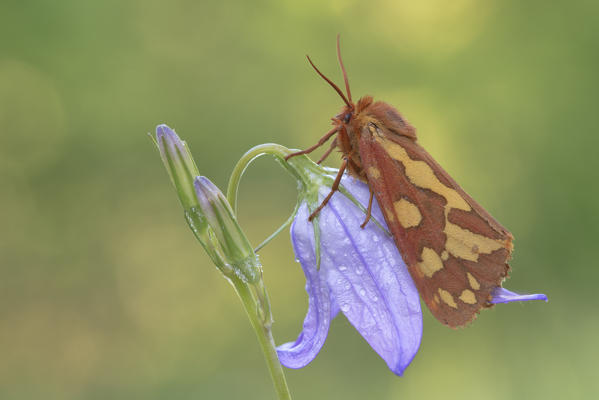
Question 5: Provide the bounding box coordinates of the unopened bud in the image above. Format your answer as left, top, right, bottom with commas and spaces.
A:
155, 124, 199, 210
194, 176, 261, 283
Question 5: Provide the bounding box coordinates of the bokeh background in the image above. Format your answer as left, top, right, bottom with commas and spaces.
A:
1, 0, 598, 399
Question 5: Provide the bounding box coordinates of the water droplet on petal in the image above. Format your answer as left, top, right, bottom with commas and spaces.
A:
359, 289, 366, 296
356, 268, 363, 275
372, 295, 378, 302
372, 235, 379, 242
338, 265, 347, 271
341, 304, 350, 312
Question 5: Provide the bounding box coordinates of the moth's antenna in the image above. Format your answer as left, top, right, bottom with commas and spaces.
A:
306, 55, 351, 108
336, 35, 352, 105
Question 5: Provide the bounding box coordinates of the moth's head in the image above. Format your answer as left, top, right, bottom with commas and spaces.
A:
333, 96, 369, 131
336, 104, 355, 126
307, 37, 416, 139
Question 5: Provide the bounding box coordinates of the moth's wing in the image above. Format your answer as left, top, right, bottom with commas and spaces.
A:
358, 123, 512, 327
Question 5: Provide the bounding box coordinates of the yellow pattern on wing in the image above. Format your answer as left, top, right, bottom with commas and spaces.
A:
394, 198, 422, 228
417, 247, 444, 277
376, 134, 507, 264
438, 288, 458, 308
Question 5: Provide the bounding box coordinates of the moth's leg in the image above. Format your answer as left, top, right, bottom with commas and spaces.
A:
360, 189, 374, 228
317, 138, 338, 164
285, 127, 338, 161
308, 157, 348, 221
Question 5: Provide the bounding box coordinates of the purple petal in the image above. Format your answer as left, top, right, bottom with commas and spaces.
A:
319, 176, 422, 376
490, 287, 548, 304
156, 124, 186, 157
276, 203, 338, 368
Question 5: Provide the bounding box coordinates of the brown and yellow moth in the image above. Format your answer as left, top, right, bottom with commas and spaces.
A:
286, 38, 512, 328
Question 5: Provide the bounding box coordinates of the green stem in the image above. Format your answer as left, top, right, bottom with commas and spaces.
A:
254, 202, 299, 253
226, 144, 294, 399
226, 143, 294, 214
231, 276, 292, 400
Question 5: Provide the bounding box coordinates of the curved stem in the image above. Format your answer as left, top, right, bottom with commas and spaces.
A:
227, 143, 293, 214
231, 276, 292, 400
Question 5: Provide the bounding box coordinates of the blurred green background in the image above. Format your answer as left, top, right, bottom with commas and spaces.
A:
1, 0, 597, 399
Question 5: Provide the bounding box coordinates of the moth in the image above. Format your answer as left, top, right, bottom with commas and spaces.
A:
286, 38, 513, 328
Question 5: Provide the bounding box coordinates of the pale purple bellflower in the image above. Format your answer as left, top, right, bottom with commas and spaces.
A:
277, 174, 422, 376
276, 162, 547, 376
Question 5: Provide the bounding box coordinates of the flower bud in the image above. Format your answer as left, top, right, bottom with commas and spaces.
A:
155, 124, 199, 210
194, 176, 261, 283
154, 124, 260, 282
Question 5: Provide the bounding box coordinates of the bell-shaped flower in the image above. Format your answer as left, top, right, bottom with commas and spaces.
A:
277, 156, 547, 376
277, 170, 422, 376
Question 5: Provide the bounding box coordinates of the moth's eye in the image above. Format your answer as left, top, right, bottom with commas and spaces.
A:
343, 112, 352, 123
